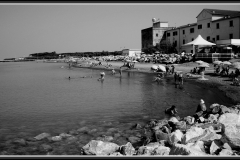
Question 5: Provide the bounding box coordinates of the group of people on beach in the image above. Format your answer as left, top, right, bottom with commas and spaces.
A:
174, 72, 184, 88
164, 98, 208, 124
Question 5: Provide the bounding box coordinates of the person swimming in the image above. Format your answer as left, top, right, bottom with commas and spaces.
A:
98, 72, 105, 81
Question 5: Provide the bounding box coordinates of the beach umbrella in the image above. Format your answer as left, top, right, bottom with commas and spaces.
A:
195, 60, 205, 64
198, 63, 210, 68
213, 60, 222, 65
151, 65, 158, 70
158, 65, 166, 72
231, 62, 240, 69
222, 61, 232, 65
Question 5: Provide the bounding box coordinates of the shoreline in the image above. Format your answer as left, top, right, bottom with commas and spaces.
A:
72, 61, 240, 105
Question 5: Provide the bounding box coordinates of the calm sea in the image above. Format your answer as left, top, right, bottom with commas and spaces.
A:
0, 62, 234, 143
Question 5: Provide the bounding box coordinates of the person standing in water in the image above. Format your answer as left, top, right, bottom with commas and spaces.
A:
119, 67, 122, 77
112, 68, 116, 75
98, 72, 105, 81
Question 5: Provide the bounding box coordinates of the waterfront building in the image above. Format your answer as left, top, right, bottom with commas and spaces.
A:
142, 9, 240, 54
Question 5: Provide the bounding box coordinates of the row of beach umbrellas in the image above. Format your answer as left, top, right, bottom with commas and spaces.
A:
213, 60, 240, 69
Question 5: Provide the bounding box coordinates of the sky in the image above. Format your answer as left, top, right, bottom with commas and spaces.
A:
0, 3, 240, 60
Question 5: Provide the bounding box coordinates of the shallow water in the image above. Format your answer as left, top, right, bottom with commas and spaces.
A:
0, 62, 234, 145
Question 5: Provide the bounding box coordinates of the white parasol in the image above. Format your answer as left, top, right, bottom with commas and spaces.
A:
213, 60, 222, 65
195, 60, 205, 64
158, 65, 166, 72
222, 61, 232, 66
198, 63, 210, 68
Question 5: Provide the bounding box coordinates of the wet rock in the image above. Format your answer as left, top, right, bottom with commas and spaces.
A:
219, 105, 231, 114
219, 149, 233, 156
169, 130, 183, 144
210, 140, 222, 155
59, 133, 72, 138
184, 116, 195, 125
39, 144, 53, 152
96, 135, 114, 142
107, 128, 119, 133
221, 124, 240, 149
77, 127, 90, 134
82, 140, 120, 155
68, 129, 79, 135
120, 142, 135, 155
34, 133, 51, 141
145, 142, 161, 148
152, 146, 170, 155
168, 117, 179, 123
181, 127, 205, 144
127, 136, 142, 144
12, 138, 27, 146
169, 143, 207, 156
50, 136, 62, 142
131, 123, 142, 130
186, 141, 205, 152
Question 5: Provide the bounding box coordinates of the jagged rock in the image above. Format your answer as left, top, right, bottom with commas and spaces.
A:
59, 133, 72, 138
109, 152, 124, 156
222, 143, 232, 150
219, 105, 231, 114
184, 116, 195, 125
68, 129, 78, 135
88, 129, 98, 134
12, 139, 27, 146
120, 142, 135, 155
221, 124, 240, 149
39, 144, 52, 152
77, 127, 90, 134
168, 117, 179, 123
131, 124, 142, 130
136, 146, 153, 155
96, 135, 114, 142
152, 146, 170, 155
34, 133, 51, 140
219, 149, 233, 156
145, 142, 161, 148
218, 113, 240, 125
169, 130, 183, 144
169, 143, 207, 156
51, 136, 62, 142
82, 140, 119, 155
186, 141, 205, 152
154, 130, 170, 142
127, 136, 141, 144
181, 127, 205, 144
210, 140, 222, 155
172, 121, 187, 132
207, 114, 219, 123
162, 126, 171, 134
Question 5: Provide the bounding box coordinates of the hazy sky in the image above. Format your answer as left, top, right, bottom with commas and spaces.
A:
0, 3, 240, 60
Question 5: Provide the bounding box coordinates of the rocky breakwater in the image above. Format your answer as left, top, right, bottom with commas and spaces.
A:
1, 104, 240, 156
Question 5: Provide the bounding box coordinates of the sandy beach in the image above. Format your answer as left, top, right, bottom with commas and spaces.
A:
73, 60, 240, 104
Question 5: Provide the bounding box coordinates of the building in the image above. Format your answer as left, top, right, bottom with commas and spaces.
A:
142, 9, 240, 54
122, 49, 141, 57
141, 18, 173, 50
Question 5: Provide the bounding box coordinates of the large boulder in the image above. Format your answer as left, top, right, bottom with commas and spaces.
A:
218, 113, 240, 125
169, 143, 207, 156
181, 127, 205, 144
136, 146, 154, 155
50, 136, 62, 142
186, 141, 205, 152
120, 142, 135, 156
169, 130, 183, 144
219, 149, 233, 156
34, 133, 51, 141
82, 140, 120, 155
154, 130, 170, 142
127, 136, 142, 144
221, 124, 240, 149
207, 114, 219, 123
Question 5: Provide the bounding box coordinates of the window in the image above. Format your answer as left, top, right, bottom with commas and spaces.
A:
212, 38, 215, 42
207, 23, 210, 28
192, 38, 194, 41
229, 34, 233, 39
230, 20, 233, 27
183, 39, 185, 44
183, 30, 185, 35
216, 23, 219, 29
198, 25, 202, 29
173, 31, 178, 36
156, 33, 158, 37
167, 33, 170, 37
207, 36, 210, 41
190, 28, 194, 33
216, 35, 219, 40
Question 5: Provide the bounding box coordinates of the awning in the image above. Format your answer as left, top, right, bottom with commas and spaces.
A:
216, 39, 240, 46
182, 35, 216, 46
